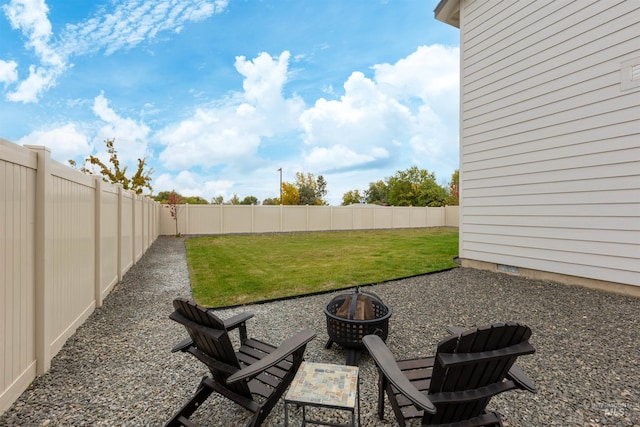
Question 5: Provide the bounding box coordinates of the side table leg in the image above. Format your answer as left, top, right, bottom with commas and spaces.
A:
357, 373, 361, 427
302, 404, 306, 426
284, 401, 289, 427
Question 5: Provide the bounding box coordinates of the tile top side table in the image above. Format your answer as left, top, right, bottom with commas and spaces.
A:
284, 361, 360, 427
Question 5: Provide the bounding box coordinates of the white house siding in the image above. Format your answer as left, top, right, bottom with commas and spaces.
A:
457, 0, 640, 287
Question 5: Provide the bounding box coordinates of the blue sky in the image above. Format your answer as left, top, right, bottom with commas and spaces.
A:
1, 0, 460, 205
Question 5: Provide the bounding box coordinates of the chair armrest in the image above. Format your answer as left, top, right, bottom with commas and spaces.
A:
222, 312, 254, 330
507, 364, 537, 393
222, 311, 254, 342
362, 335, 436, 414
226, 329, 316, 384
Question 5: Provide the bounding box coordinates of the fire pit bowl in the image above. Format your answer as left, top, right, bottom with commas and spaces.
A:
324, 288, 391, 365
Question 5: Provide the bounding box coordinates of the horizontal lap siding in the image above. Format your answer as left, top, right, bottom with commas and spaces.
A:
459, 0, 640, 286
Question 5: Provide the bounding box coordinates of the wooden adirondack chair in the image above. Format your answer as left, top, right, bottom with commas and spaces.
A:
166, 298, 316, 427
363, 322, 537, 427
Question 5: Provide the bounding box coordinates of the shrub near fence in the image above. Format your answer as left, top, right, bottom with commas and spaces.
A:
0, 139, 160, 413
159, 203, 459, 235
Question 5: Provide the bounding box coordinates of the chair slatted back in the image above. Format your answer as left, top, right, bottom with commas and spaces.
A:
426, 322, 532, 424
172, 298, 252, 398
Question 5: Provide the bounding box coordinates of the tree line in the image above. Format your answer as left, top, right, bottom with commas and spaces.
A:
153, 172, 327, 206
342, 166, 459, 206
71, 139, 459, 207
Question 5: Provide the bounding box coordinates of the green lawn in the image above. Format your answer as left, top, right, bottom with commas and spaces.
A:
186, 228, 459, 307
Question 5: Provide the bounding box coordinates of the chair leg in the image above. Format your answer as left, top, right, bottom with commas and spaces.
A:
384, 382, 407, 427
165, 376, 215, 427
245, 408, 269, 427
377, 371, 386, 420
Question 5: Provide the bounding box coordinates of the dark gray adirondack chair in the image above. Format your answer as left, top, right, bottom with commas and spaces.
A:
363, 322, 537, 427
166, 298, 316, 427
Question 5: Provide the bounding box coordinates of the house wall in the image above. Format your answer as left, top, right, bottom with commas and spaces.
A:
455, 0, 640, 288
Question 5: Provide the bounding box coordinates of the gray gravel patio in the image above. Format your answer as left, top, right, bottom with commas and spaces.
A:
1, 236, 638, 426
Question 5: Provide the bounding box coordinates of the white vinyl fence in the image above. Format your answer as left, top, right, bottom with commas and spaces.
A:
1, 139, 160, 413
159, 203, 459, 236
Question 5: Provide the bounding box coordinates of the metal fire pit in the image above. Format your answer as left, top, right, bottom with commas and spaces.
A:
324, 287, 391, 365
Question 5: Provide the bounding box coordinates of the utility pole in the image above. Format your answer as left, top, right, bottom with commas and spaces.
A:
277, 168, 283, 205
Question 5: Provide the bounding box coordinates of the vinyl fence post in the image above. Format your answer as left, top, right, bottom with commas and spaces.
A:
94, 176, 103, 308
185, 203, 189, 235
116, 184, 123, 281
25, 145, 53, 375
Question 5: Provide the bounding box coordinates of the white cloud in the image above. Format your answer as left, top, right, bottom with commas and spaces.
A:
3, 0, 63, 67
154, 45, 459, 204
157, 51, 304, 170
375, 46, 460, 175
304, 145, 384, 171
17, 123, 90, 162
2, 0, 228, 102
14, 92, 153, 172
234, 51, 304, 131
2, 0, 66, 102
6, 64, 61, 102
0, 60, 19, 84
157, 106, 263, 169
373, 44, 459, 101
299, 44, 459, 178
92, 92, 151, 165
60, 0, 227, 56
299, 71, 413, 171
155, 171, 233, 200
409, 104, 449, 158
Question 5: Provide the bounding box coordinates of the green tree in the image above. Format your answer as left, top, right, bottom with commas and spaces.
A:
295, 172, 315, 204
365, 180, 388, 205
228, 194, 241, 205
386, 166, 447, 207
211, 195, 224, 204
446, 169, 460, 206
292, 172, 327, 205
69, 138, 153, 195
262, 197, 278, 205
155, 192, 208, 204
342, 190, 364, 205
153, 190, 177, 203
315, 175, 328, 205
182, 196, 209, 204
240, 196, 259, 205
299, 185, 316, 205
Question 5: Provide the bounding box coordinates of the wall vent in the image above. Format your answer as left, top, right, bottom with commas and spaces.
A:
621, 58, 640, 91
632, 64, 640, 81
497, 264, 520, 274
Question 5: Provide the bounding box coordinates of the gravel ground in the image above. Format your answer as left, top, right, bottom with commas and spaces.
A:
1, 236, 638, 427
